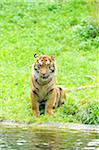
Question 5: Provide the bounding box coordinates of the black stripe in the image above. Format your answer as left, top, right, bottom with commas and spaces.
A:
57, 88, 62, 107
32, 90, 39, 98
48, 88, 54, 93
59, 87, 62, 91
51, 65, 55, 73
56, 91, 58, 101
39, 99, 47, 104
33, 80, 39, 92
34, 65, 39, 73
58, 87, 64, 105
35, 79, 43, 86
44, 88, 54, 99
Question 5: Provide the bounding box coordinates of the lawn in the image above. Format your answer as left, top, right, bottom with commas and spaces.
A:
0, 0, 99, 124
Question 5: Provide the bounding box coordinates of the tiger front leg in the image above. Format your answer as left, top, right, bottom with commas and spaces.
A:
30, 90, 40, 117
45, 89, 56, 116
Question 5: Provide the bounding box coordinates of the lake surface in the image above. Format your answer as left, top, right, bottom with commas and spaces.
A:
0, 123, 99, 150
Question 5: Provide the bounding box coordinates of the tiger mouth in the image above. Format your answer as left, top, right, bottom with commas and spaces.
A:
41, 75, 49, 79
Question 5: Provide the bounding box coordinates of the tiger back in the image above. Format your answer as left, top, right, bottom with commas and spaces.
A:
30, 54, 66, 116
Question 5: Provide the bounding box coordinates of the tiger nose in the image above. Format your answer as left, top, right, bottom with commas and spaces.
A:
42, 73, 46, 76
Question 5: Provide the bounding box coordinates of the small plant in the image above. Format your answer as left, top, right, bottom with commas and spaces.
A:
77, 101, 99, 124
74, 19, 99, 39
62, 100, 78, 116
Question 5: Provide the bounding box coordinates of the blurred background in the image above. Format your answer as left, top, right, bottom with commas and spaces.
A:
0, 0, 99, 124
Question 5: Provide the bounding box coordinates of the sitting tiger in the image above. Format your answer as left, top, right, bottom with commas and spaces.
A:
30, 54, 66, 117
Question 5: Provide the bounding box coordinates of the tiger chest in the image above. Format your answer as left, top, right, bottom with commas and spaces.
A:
39, 86, 48, 100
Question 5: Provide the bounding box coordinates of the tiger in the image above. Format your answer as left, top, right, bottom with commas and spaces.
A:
30, 54, 66, 117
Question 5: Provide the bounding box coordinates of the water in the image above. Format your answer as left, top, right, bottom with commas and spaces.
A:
0, 124, 99, 150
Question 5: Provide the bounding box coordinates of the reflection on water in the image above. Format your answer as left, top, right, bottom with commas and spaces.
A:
0, 125, 99, 150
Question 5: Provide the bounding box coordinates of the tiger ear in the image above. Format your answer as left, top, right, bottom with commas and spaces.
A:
51, 56, 55, 61
34, 54, 38, 58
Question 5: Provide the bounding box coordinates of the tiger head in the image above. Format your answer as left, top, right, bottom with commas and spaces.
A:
33, 54, 55, 80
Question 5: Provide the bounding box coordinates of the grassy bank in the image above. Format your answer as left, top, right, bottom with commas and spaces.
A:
0, 0, 99, 124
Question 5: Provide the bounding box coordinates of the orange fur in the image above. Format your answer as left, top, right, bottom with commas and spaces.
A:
30, 54, 66, 117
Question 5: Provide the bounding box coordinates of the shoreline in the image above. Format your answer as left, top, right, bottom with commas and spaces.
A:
0, 120, 99, 133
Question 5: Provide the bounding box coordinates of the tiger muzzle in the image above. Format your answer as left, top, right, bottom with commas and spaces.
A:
41, 73, 49, 79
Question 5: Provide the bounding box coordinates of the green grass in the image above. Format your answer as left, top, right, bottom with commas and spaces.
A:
0, 0, 99, 124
